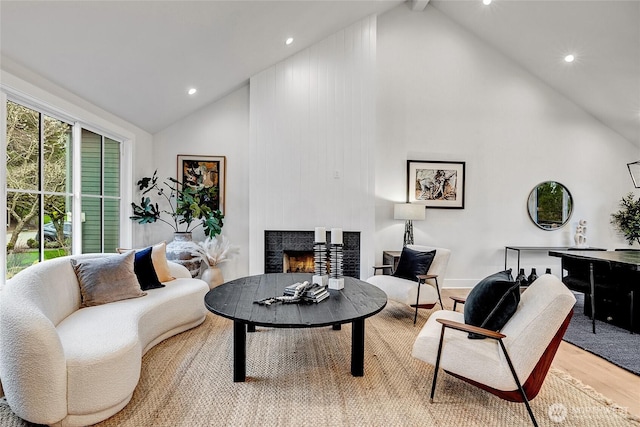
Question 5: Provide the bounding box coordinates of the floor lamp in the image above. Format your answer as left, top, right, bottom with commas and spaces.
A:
394, 203, 425, 246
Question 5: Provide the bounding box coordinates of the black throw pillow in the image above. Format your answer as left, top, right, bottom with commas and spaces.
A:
392, 247, 436, 282
464, 269, 519, 339
134, 246, 165, 291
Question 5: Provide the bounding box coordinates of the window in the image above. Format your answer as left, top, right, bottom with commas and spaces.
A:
81, 129, 121, 253
4, 100, 123, 279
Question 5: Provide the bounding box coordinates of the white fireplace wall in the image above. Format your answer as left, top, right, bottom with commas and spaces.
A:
249, 15, 377, 279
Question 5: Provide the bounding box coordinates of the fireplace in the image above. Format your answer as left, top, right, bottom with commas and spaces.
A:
265, 230, 360, 278
283, 250, 315, 273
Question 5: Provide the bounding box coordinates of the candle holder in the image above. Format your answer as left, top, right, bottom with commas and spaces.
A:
328, 243, 344, 290
312, 241, 328, 286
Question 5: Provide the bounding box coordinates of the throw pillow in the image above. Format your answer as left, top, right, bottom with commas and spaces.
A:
134, 246, 164, 291
71, 251, 147, 307
392, 247, 436, 282
117, 241, 175, 282
464, 269, 520, 339
150, 241, 175, 282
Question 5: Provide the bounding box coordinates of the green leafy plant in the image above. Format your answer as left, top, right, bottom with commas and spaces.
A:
610, 192, 640, 246
130, 170, 224, 238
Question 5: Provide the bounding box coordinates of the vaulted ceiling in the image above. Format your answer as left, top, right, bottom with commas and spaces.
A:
1, 0, 638, 147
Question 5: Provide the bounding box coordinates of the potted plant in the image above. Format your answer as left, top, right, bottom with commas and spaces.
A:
130, 170, 224, 276
191, 235, 239, 288
610, 192, 640, 246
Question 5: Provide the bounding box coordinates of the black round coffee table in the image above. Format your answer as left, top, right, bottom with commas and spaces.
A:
204, 273, 387, 382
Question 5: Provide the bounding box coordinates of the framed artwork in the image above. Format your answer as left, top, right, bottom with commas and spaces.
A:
407, 160, 465, 209
177, 155, 226, 214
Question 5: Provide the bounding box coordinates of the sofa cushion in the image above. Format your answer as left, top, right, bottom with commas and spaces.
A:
71, 251, 147, 307
134, 247, 164, 291
393, 247, 436, 282
118, 242, 175, 283
150, 242, 175, 282
464, 269, 519, 339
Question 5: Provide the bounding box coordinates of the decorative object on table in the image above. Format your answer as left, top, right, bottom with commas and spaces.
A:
545, 267, 552, 275
130, 170, 225, 277
328, 228, 344, 290
254, 281, 329, 305
573, 219, 588, 248
407, 160, 465, 209
177, 154, 226, 214
627, 160, 640, 188
191, 235, 239, 289
527, 268, 538, 284
610, 192, 640, 246
312, 227, 329, 286
515, 268, 529, 286
394, 203, 425, 246
166, 232, 201, 277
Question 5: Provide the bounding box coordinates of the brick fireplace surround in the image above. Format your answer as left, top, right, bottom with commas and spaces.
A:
264, 230, 361, 278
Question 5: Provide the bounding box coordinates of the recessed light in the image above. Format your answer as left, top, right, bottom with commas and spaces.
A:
564, 54, 575, 63
482, 0, 492, 5
188, 88, 197, 95
285, 37, 294, 46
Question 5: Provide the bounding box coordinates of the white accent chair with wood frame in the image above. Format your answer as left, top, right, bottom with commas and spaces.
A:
366, 245, 451, 324
411, 274, 575, 426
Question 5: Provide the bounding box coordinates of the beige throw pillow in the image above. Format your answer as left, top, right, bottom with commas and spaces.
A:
150, 242, 175, 282
71, 251, 147, 307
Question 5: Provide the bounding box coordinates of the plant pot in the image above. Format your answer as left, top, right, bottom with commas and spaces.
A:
166, 232, 201, 278
201, 266, 224, 289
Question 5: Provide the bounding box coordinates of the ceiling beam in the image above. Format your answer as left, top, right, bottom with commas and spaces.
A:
408, 0, 430, 12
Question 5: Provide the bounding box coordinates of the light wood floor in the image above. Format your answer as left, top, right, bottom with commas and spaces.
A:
441, 288, 640, 418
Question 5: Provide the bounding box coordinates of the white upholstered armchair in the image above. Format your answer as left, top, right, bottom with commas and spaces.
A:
411, 274, 576, 426
366, 245, 451, 324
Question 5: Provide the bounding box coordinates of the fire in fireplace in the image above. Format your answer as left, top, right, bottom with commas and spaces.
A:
283, 250, 315, 273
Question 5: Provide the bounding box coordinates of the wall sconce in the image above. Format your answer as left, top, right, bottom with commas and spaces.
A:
628, 161, 640, 188
394, 203, 425, 246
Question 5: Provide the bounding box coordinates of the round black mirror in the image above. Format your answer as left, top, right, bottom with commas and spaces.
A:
527, 181, 573, 230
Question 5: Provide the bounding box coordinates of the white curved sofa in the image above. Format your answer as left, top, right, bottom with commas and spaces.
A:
0, 253, 209, 426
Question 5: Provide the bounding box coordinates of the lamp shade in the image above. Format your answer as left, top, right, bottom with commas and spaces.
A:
394, 203, 425, 221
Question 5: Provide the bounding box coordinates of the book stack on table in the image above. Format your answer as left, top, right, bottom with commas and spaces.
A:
283, 281, 330, 303
302, 284, 330, 303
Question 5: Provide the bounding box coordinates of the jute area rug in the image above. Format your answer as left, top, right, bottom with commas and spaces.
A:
1, 302, 638, 427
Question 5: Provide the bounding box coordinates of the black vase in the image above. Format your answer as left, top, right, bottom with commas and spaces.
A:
527, 268, 538, 284
515, 268, 529, 286
545, 268, 552, 275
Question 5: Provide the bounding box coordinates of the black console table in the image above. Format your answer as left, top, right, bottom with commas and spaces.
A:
504, 246, 605, 273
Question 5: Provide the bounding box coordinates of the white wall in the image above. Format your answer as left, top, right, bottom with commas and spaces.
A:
150, 86, 250, 280
249, 16, 377, 278
8, 4, 637, 288
375, 5, 640, 287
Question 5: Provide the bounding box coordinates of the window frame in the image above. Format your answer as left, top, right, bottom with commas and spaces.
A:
1, 91, 133, 284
